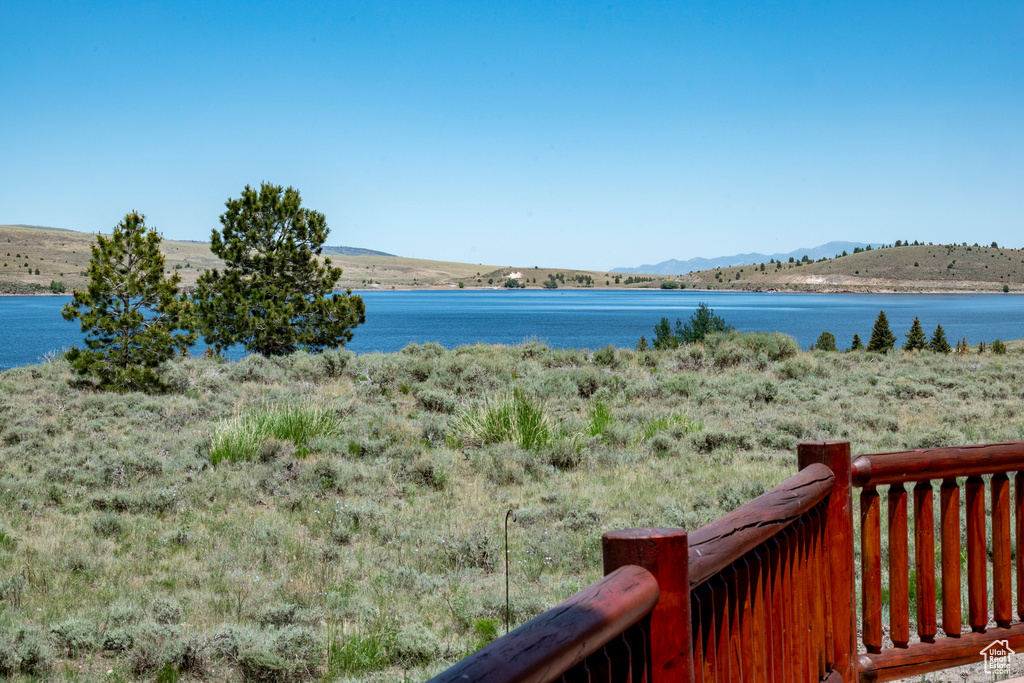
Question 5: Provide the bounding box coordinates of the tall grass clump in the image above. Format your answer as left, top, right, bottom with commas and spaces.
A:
210, 403, 341, 464
452, 388, 551, 450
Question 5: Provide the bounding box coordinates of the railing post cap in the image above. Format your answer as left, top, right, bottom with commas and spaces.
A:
603, 527, 688, 541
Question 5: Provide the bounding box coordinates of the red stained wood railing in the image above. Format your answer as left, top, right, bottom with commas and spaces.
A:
912, 481, 936, 643
427, 564, 658, 683
432, 439, 1024, 683
939, 478, 961, 637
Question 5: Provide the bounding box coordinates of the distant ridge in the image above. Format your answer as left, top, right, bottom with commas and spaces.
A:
4, 224, 76, 232
321, 245, 396, 257
613, 241, 884, 274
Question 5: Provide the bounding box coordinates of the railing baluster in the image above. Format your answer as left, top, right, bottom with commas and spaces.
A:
800, 518, 815, 681
888, 483, 910, 648
861, 485, 883, 654
966, 475, 987, 632
749, 550, 769, 683
712, 574, 731, 680
811, 507, 827, 679
585, 646, 611, 683
913, 480, 937, 642
993, 472, 1012, 628
735, 558, 754, 683
793, 522, 808, 682
768, 537, 784, 683
605, 635, 630, 683
940, 478, 962, 637
562, 660, 590, 683
782, 527, 801, 678
692, 589, 708, 683
1017, 472, 1024, 622
725, 565, 742, 683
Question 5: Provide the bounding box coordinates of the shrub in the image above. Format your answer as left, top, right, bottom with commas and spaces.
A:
210, 403, 341, 464
92, 512, 125, 538
452, 389, 550, 450
49, 618, 96, 658
391, 624, 439, 665
992, 339, 1007, 355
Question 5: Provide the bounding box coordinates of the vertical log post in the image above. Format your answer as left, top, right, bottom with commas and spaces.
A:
940, 479, 962, 637
913, 481, 937, 643
887, 484, 910, 648
603, 528, 692, 683
992, 473, 1012, 628
798, 440, 856, 682
1016, 473, 1024, 622
965, 476, 987, 632
861, 486, 883, 654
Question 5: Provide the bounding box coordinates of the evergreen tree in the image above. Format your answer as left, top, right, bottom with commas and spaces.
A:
194, 183, 365, 356
929, 324, 952, 354
651, 317, 678, 350
902, 316, 927, 351
866, 310, 896, 353
62, 211, 196, 391
849, 333, 863, 351
814, 331, 837, 352
676, 302, 732, 344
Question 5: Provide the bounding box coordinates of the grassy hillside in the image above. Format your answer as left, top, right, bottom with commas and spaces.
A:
0, 225, 646, 294
682, 243, 1024, 292
0, 337, 1021, 680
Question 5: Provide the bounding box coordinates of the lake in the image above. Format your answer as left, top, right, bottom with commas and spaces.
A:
2, 290, 1022, 369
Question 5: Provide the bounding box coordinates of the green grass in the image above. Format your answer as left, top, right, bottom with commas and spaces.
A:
0, 336, 1022, 680
209, 402, 342, 464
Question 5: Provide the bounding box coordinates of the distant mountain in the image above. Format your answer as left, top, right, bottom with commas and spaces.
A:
321, 245, 396, 257
612, 241, 884, 274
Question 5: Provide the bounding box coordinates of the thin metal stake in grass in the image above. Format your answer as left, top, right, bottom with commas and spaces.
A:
505, 508, 516, 634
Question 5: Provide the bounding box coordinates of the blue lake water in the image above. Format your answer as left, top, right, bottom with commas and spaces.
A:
2, 290, 1023, 369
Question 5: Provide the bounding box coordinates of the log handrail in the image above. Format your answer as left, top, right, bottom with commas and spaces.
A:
851, 441, 1024, 486
688, 462, 834, 588
430, 439, 1024, 683
426, 564, 659, 683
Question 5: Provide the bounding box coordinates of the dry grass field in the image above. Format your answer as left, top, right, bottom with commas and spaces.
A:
0, 226, 634, 294
7, 225, 1024, 296
1, 330, 1023, 681
681, 243, 1024, 293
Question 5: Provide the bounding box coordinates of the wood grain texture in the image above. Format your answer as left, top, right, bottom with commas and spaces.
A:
966, 476, 987, 632
603, 527, 692, 681
992, 473, 1012, 628
857, 623, 1024, 682
687, 463, 834, 588
851, 441, 1024, 486
888, 484, 910, 648
798, 440, 855, 680
861, 486, 883, 654
913, 481, 936, 642
427, 565, 658, 683
940, 479, 962, 637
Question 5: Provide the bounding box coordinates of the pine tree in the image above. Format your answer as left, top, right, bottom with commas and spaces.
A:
902, 316, 927, 351
62, 211, 196, 391
814, 331, 837, 352
849, 333, 863, 351
194, 183, 365, 356
866, 310, 896, 353
929, 324, 952, 354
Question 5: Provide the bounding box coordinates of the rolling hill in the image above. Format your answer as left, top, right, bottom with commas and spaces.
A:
2, 225, 1021, 294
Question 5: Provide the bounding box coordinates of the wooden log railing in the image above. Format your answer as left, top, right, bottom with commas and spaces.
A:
851, 442, 1024, 682
431, 440, 1024, 683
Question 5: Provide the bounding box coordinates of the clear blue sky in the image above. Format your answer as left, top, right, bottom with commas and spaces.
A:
2, 1, 1021, 270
